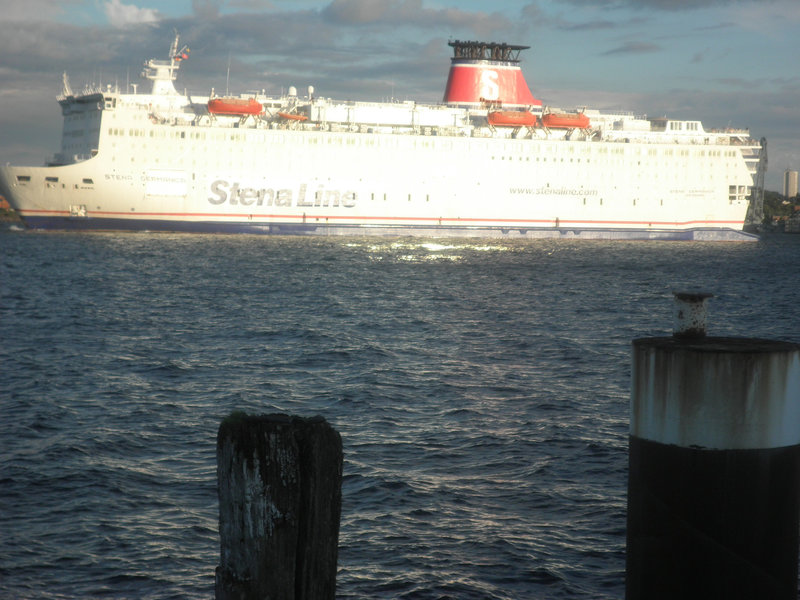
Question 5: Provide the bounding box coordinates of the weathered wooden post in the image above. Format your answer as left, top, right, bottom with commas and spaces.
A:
627, 292, 800, 599
215, 413, 343, 600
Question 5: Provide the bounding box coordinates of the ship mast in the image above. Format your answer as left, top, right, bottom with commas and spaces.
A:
142, 31, 189, 95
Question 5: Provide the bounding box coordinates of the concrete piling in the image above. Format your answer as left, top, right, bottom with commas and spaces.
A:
215, 412, 342, 600
626, 292, 800, 599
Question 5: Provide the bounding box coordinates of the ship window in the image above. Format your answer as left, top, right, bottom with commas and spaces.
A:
82, 178, 94, 184
16, 175, 31, 182
45, 176, 58, 182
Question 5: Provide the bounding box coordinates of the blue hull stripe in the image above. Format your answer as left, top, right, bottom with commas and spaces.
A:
18, 216, 758, 241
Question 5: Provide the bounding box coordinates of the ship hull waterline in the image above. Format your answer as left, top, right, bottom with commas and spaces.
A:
10, 214, 757, 241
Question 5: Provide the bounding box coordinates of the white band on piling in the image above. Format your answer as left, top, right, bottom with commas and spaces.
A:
631, 340, 800, 449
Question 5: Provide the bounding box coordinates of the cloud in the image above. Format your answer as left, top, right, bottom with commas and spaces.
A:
322, 0, 388, 23
103, 0, 160, 28
2, 0, 74, 21
192, 0, 225, 19
557, 0, 747, 9
321, 0, 512, 36
228, 0, 276, 9
602, 41, 660, 55
562, 19, 618, 31
556, 0, 800, 19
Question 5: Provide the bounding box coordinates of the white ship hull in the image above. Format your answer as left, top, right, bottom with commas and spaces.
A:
0, 37, 762, 241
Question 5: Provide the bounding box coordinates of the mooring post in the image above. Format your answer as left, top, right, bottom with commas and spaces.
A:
215, 412, 343, 600
626, 292, 800, 599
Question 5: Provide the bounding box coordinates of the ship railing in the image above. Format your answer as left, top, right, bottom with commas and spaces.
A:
138, 106, 763, 150
56, 85, 106, 102
47, 151, 95, 166
709, 128, 750, 134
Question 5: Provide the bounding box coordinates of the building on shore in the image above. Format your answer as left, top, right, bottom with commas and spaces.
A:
784, 169, 799, 199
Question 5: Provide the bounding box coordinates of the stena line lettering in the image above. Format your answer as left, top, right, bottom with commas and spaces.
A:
208, 180, 357, 208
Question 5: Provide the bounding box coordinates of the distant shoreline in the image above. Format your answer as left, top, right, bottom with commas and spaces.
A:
1, 208, 22, 223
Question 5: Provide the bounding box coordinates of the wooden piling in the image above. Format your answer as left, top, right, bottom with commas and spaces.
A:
215, 412, 343, 600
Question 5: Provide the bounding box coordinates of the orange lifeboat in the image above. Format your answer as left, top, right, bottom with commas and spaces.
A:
487, 110, 538, 127
541, 112, 590, 129
277, 111, 309, 122
207, 97, 262, 116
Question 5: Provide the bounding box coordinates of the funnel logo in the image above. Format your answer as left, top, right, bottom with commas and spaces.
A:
480, 70, 500, 101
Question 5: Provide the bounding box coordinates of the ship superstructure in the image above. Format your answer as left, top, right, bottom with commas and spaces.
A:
0, 35, 764, 240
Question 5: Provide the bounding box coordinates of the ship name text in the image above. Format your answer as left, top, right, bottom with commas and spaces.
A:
209, 180, 357, 208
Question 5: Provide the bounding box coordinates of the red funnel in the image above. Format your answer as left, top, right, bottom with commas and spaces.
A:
443, 41, 541, 108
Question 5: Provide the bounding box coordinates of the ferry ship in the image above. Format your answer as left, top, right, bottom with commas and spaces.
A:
0, 35, 765, 240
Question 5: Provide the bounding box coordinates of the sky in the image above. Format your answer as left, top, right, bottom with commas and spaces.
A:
0, 0, 798, 191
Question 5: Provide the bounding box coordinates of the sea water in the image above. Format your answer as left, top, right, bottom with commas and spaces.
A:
2, 231, 799, 599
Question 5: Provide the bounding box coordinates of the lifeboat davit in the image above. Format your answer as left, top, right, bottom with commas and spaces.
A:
277, 111, 309, 122
541, 112, 590, 129
487, 111, 538, 127
207, 97, 262, 116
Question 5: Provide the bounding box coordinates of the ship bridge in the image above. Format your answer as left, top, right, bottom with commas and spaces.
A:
649, 118, 705, 134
